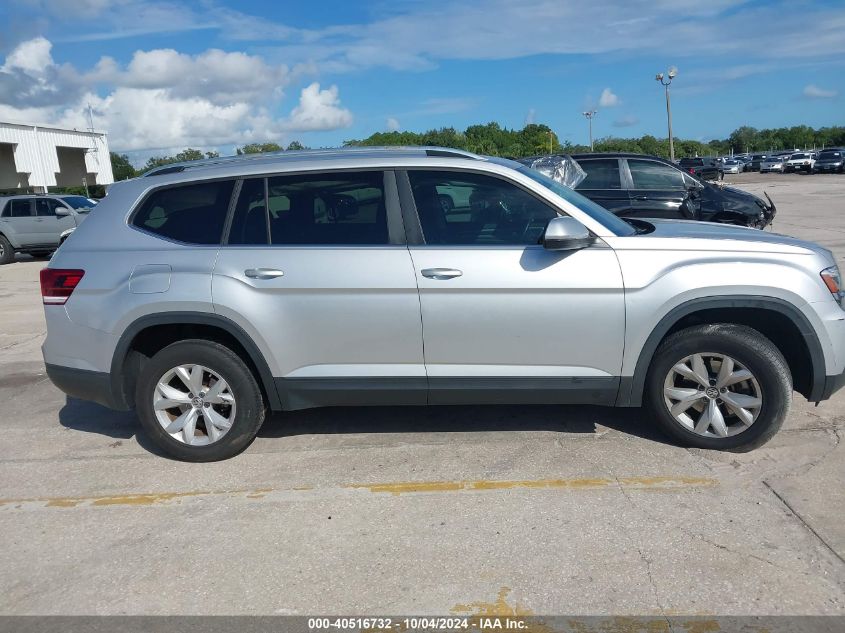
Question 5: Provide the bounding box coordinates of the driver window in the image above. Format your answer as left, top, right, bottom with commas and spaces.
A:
628, 159, 685, 190
408, 170, 559, 246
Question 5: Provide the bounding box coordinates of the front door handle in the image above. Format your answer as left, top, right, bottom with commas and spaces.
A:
632, 195, 648, 201
244, 268, 284, 280
421, 268, 463, 280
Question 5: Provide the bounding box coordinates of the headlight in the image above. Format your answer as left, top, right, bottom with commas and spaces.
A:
821, 266, 845, 307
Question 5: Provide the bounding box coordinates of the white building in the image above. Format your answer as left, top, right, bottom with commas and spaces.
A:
0, 120, 114, 193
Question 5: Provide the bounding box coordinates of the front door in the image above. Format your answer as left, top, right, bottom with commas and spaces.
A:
625, 158, 689, 219
573, 157, 632, 217
33, 198, 77, 246
212, 170, 426, 410
402, 169, 625, 405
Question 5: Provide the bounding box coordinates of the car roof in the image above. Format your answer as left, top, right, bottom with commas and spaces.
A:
142, 146, 484, 178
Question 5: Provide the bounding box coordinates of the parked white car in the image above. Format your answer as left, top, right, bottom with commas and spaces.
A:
785, 152, 816, 173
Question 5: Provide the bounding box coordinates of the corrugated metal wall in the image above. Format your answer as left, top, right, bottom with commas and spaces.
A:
0, 122, 115, 190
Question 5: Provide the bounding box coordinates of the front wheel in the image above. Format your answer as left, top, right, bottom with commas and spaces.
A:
646, 324, 791, 451
135, 340, 265, 461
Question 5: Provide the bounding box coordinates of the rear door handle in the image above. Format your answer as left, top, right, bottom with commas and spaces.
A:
421, 268, 463, 280
244, 268, 284, 280
632, 195, 648, 201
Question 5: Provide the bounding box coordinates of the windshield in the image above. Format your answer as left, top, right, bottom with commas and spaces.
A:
515, 165, 636, 237
820, 152, 842, 159
679, 158, 701, 166
61, 195, 97, 211
791, 154, 807, 159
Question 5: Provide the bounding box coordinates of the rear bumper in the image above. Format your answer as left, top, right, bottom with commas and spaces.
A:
45, 363, 129, 411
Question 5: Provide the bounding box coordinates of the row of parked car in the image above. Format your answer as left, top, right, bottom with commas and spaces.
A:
680, 149, 845, 177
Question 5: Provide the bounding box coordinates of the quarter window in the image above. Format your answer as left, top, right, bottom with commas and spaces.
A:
132, 180, 235, 244
408, 170, 559, 246
575, 159, 622, 190
628, 159, 685, 189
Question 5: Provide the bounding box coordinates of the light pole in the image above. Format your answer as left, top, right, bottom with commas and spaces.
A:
582, 110, 597, 151
655, 66, 677, 161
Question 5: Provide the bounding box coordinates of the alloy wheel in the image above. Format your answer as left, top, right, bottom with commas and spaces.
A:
662, 352, 762, 438
153, 364, 236, 446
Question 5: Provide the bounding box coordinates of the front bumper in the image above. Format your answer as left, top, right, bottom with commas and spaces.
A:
821, 369, 845, 401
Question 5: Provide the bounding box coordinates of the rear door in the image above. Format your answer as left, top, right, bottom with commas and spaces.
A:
212, 170, 426, 409
0, 198, 38, 247
572, 158, 631, 216
401, 168, 625, 405
624, 158, 689, 219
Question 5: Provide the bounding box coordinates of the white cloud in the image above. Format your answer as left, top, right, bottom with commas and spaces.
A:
0, 38, 353, 152
803, 84, 838, 99
525, 108, 536, 125
284, 83, 352, 132
386, 117, 401, 132
599, 88, 619, 107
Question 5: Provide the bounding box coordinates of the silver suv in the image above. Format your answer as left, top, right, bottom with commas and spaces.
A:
41, 148, 845, 461
0, 194, 95, 264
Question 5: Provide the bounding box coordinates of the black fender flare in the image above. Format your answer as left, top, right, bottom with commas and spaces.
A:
616, 296, 826, 406
110, 311, 282, 411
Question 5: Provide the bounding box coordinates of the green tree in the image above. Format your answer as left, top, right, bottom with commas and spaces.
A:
237, 142, 282, 155
110, 152, 136, 180
287, 141, 306, 151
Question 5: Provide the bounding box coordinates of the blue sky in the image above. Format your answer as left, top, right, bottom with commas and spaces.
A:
0, 0, 842, 164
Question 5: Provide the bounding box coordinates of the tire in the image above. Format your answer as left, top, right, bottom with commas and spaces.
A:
645, 324, 791, 451
30, 251, 52, 259
0, 235, 14, 265
135, 339, 265, 462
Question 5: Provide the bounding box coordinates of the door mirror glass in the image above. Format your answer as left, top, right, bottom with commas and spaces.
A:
542, 216, 595, 251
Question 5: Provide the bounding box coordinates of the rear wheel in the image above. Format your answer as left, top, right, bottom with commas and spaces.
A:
646, 324, 791, 451
0, 235, 13, 265
135, 340, 265, 461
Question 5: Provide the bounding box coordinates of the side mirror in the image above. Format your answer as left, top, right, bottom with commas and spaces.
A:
542, 216, 595, 251
55, 207, 70, 216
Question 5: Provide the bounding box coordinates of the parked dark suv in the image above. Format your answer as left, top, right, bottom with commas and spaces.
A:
813, 149, 844, 174
678, 157, 722, 181
521, 153, 775, 228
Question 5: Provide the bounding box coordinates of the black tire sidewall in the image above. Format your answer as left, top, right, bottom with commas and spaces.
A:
135, 340, 265, 462
646, 327, 790, 451
0, 235, 14, 265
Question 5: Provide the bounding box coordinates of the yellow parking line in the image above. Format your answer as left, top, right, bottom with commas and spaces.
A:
0, 476, 716, 509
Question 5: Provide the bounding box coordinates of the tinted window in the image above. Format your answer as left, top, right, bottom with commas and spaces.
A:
819, 151, 842, 159
6, 199, 32, 217
227, 179, 268, 245
35, 198, 62, 216
264, 171, 388, 245
409, 170, 559, 246
132, 180, 235, 244
628, 159, 685, 189
679, 158, 703, 167
575, 159, 622, 190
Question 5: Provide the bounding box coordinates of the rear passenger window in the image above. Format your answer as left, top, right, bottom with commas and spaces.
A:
575, 159, 622, 190
132, 180, 235, 244
6, 199, 32, 217
227, 172, 388, 246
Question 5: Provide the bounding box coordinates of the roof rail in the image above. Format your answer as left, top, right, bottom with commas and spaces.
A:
142, 146, 483, 177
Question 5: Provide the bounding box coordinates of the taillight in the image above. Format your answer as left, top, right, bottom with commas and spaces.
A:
40, 268, 85, 305
688, 168, 695, 174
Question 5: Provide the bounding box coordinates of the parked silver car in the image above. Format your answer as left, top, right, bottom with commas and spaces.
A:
0, 194, 95, 264
41, 147, 845, 461
760, 156, 786, 173
720, 159, 743, 174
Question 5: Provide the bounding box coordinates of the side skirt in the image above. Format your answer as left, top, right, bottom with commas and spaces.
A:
275, 376, 620, 411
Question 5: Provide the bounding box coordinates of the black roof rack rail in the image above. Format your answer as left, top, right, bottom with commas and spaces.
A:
144, 165, 187, 177
424, 149, 479, 159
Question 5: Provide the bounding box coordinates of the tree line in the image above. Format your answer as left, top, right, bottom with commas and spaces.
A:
110, 124, 845, 181
110, 141, 308, 180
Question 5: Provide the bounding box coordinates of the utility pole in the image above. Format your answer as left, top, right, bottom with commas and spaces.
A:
582, 110, 597, 152
548, 130, 553, 154
655, 67, 677, 161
